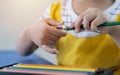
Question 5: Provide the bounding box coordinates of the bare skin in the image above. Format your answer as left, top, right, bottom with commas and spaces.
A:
72, 0, 120, 47
17, 19, 66, 56
17, 0, 120, 56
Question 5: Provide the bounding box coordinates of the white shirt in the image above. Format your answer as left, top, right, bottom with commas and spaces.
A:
43, 0, 120, 38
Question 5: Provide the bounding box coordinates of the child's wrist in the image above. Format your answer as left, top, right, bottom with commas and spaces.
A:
108, 26, 116, 36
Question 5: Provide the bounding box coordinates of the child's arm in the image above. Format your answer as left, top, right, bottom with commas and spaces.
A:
109, 26, 120, 47
72, 7, 120, 47
17, 18, 66, 56
17, 26, 38, 56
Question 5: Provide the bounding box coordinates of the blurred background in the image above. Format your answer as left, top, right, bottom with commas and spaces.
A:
0, 0, 57, 64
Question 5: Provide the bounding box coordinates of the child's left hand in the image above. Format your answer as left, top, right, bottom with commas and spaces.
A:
72, 7, 113, 34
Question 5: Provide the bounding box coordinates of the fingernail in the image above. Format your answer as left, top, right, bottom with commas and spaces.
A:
53, 50, 59, 54
56, 51, 59, 54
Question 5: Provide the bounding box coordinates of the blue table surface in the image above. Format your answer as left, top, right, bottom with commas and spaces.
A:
0, 51, 53, 67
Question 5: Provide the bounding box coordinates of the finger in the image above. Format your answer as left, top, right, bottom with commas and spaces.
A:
46, 39, 58, 45
33, 35, 58, 46
45, 18, 57, 26
37, 33, 58, 45
41, 45, 59, 54
47, 33, 60, 42
31, 38, 42, 47
45, 18, 64, 26
91, 15, 106, 31
70, 23, 75, 28
74, 15, 83, 32
58, 21, 65, 25
82, 14, 96, 30
48, 27, 67, 37
42, 34, 59, 45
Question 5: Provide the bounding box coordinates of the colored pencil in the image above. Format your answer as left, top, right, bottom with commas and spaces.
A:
0, 64, 95, 75
64, 21, 120, 30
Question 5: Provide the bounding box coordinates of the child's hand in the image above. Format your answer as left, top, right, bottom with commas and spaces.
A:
28, 18, 66, 54
72, 7, 113, 34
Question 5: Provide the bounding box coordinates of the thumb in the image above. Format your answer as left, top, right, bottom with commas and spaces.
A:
45, 18, 64, 26
41, 45, 59, 54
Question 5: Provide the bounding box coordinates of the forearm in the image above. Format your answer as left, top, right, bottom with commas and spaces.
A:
109, 26, 120, 48
16, 27, 38, 56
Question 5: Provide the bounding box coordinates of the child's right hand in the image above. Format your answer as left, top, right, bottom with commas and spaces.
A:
28, 18, 66, 54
